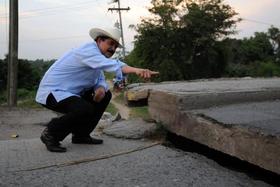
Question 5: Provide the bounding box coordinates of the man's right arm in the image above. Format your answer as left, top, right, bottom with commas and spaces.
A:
121, 65, 159, 79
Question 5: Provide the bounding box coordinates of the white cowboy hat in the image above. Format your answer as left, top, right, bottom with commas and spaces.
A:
89, 27, 123, 48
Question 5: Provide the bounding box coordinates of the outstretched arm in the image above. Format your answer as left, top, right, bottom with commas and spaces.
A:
121, 65, 159, 79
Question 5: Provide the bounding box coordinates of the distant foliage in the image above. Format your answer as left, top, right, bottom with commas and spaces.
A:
224, 27, 280, 77
0, 57, 54, 92
126, 0, 240, 81
126, 0, 280, 81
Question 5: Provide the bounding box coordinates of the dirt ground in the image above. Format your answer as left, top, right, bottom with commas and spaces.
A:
0, 93, 130, 141
111, 93, 130, 119
0, 107, 57, 140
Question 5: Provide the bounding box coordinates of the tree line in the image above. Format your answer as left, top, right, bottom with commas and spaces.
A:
0, 58, 54, 92
125, 0, 280, 82
1, 0, 280, 93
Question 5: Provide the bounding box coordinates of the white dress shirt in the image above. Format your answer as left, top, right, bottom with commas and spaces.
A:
35, 41, 126, 105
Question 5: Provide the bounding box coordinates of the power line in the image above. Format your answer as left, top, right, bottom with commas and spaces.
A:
1, 18, 278, 45
0, 34, 88, 44
0, 0, 100, 18
16, 1, 95, 14
18, 6, 95, 20
0, 1, 96, 15
242, 18, 279, 27
20, 35, 88, 42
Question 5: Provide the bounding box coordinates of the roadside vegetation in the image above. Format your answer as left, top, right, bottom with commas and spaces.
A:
125, 0, 280, 83
112, 90, 151, 120
105, 102, 118, 116
129, 106, 151, 121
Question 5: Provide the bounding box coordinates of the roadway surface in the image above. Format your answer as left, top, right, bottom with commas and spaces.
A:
0, 108, 274, 186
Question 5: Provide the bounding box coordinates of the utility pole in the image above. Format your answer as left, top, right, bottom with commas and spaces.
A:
7, 0, 18, 107
108, 0, 130, 58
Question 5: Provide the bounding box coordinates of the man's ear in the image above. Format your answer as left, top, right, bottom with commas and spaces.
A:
95, 37, 101, 44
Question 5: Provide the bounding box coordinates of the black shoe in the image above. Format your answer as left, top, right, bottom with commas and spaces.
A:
72, 136, 103, 144
40, 128, 67, 152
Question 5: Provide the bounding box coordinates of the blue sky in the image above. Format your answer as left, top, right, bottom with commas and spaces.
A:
0, 0, 280, 60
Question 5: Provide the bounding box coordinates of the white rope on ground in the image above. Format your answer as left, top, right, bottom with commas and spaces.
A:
12, 141, 162, 172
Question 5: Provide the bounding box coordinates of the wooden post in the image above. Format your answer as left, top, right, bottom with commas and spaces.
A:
7, 0, 18, 107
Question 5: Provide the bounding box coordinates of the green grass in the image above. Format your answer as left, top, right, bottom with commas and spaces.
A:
0, 88, 42, 108
17, 99, 42, 108
129, 106, 151, 120
16, 88, 42, 108
105, 102, 118, 115
113, 91, 151, 120
114, 91, 125, 104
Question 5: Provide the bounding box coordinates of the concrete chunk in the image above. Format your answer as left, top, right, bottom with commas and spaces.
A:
103, 119, 157, 139
147, 78, 280, 174
126, 78, 280, 106
150, 106, 280, 174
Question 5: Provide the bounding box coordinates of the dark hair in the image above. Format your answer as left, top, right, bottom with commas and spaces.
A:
94, 35, 110, 42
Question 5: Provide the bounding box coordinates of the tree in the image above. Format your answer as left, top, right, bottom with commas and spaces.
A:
17, 59, 41, 90
127, 0, 240, 81
0, 58, 8, 91
242, 32, 274, 63
226, 31, 274, 65
0, 57, 54, 92
267, 26, 280, 62
224, 29, 279, 77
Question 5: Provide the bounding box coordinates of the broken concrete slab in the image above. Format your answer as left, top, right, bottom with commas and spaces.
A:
103, 119, 157, 139
143, 78, 280, 174
193, 100, 280, 136
125, 78, 280, 107
153, 110, 280, 175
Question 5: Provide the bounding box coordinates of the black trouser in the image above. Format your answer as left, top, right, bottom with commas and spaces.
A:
42, 90, 112, 142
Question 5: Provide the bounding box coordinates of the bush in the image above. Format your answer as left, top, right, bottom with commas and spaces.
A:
0, 91, 6, 104
225, 63, 251, 77
226, 61, 280, 77
17, 88, 36, 100
255, 61, 280, 77
18, 89, 40, 108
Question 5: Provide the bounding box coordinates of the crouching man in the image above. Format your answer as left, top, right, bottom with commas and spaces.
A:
36, 27, 159, 152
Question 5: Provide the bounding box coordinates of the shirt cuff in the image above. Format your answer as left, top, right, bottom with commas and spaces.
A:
94, 82, 108, 91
